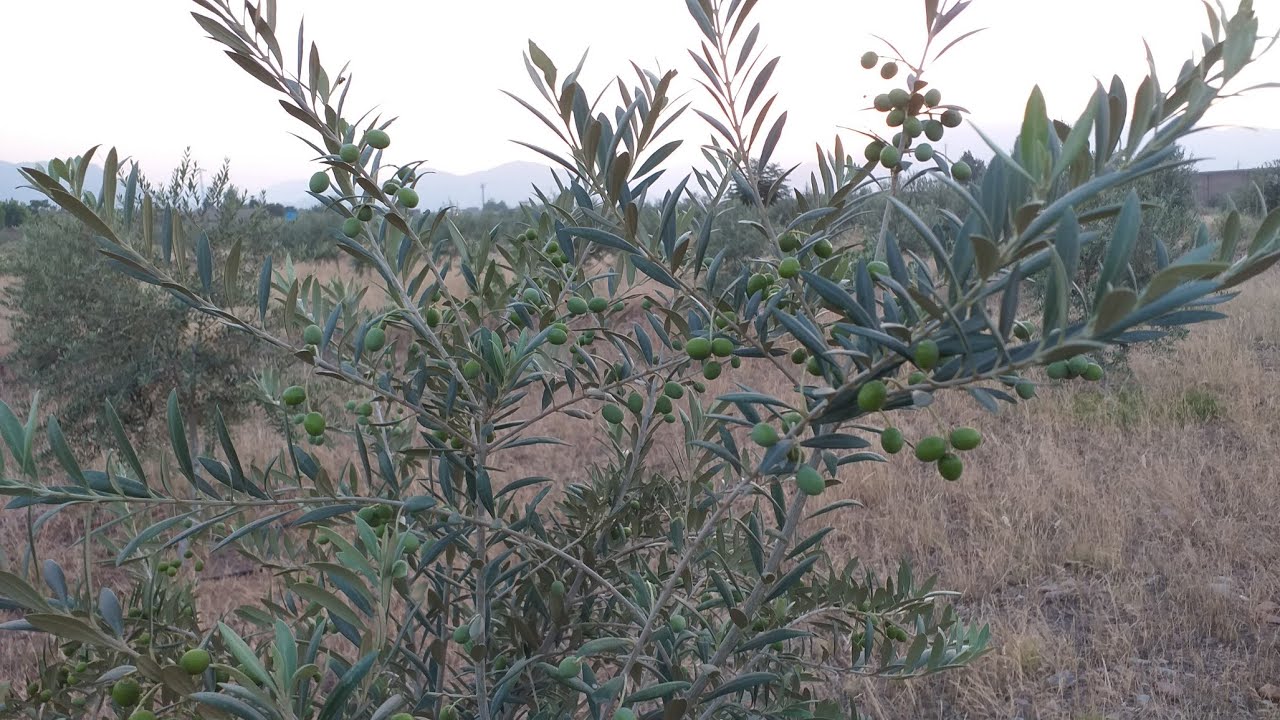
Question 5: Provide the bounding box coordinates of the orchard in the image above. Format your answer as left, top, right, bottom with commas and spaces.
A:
1, 0, 1278, 719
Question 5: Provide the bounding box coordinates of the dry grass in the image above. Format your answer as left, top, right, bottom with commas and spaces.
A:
2, 259, 1280, 718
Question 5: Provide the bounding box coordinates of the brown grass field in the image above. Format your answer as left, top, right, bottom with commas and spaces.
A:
1, 258, 1279, 718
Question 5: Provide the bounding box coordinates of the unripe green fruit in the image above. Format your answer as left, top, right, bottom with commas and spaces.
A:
880, 145, 902, 168
924, 88, 942, 107
524, 228, 539, 241
951, 161, 973, 182
353, 205, 374, 222
881, 427, 904, 454
391, 186, 418, 208
111, 679, 141, 707
751, 423, 780, 447
880, 61, 898, 79
588, 297, 609, 313
686, 337, 713, 360
806, 355, 823, 376
711, 337, 734, 358
941, 109, 963, 128
342, 217, 362, 238
303, 324, 323, 345
402, 533, 420, 552
1084, 363, 1104, 381
128, 712, 157, 720
425, 307, 441, 327
462, 359, 482, 380
857, 380, 888, 412
567, 297, 589, 315
731, 356, 742, 369
669, 614, 688, 632
309, 172, 330, 194
453, 625, 471, 643
873, 94, 893, 112
1016, 381, 1037, 399
886, 109, 905, 128
1046, 361, 1069, 380
180, 648, 211, 675
747, 272, 770, 295
356, 402, 373, 417
1013, 320, 1033, 341
790, 347, 807, 365
440, 705, 459, 720
814, 238, 834, 258
602, 404, 624, 425
779, 257, 801, 279
364, 327, 386, 352
908, 371, 927, 385
904, 116, 923, 138
796, 465, 826, 496
339, 143, 360, 163
868, 260, 891, 277
389, 714, 414, 720
392, 560, 409, 579
551, 579, 566, 596
915, 339, 940, 370
888, 88, 910, 107
655, 395, 673, 414
865, 141, 886, 163
914, 143, 934, 161
382, 181, 400, 195
915, 435, 948, 462
778, 231, 802, 252
282, 385, 306, 406
194, 560, 205, 571
860, 51, 878, 69
703, 361, 723, 380
614, 708, 639, 720
950, 427, 982, 451
664, 382, 684, 399
364, 128, 391, 149
303, 412, 326, 437
622, 392, 642, 415
547, 327, 568, 345
1068, 355, 1090, 376
924, 119, 945, 142
558, 656, 581, 678
938, 454, 964, 481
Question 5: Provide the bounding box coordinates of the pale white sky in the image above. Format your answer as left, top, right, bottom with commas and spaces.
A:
4, 0, 1279, 188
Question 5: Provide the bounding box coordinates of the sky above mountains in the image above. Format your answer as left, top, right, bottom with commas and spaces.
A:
4, 0, 1279, 198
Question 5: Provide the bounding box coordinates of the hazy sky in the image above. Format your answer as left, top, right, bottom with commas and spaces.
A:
4, 0, 1279, 190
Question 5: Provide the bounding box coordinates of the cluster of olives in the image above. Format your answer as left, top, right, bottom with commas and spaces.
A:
683, 330, 742, 382
602, 380, 688, 426
52, 640, 209, 712
156, 550, 203, 577
308, 128, 421, 240
858, 51, 971, 181
748, 412, 829, 495
879, 424, 981, 481
1046, 354, 1105, 382
280, 377, 328, 445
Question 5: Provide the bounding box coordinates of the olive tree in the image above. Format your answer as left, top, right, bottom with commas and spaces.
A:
1, 1, 1278, 719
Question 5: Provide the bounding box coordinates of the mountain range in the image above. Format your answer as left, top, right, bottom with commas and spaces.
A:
6, 127, 1280, 209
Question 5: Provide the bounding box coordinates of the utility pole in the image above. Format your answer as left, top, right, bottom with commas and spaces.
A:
480, 183, 487, 208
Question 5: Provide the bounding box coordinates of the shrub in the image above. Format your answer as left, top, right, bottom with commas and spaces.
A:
2, 2, 1278, 720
